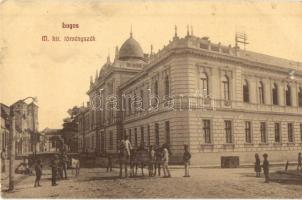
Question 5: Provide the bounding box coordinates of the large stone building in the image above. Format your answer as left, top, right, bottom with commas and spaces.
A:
77, 27, 302, 166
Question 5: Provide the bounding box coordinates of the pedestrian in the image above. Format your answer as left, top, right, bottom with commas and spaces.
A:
162, 143, 171, 178
297, 152, 302, 173
1, 148, 6, 173
183, 145, 191, 177
262, 153, 269, 183
62, 152, 68, 179
154, 146, 162, 176
34, 159, 42, 187
58, 156, 64, 180
148, 145, 155, 177
107, 154, 113, 172
51, 154, 59, 186
254, 153, 261, 177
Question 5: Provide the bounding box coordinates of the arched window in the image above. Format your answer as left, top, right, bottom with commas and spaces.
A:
243, 79, 249, 103
272, 83, 278, 105
285, 84, 291, 106
200, 72, 209, 95
258, 81, 265, 104
154, 80, 159, 97
164, 75, 170, 97
222, 75, 230, 100
298, 87, 302, 107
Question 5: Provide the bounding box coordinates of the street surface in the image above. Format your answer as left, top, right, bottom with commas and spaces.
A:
2, 166, 302, 198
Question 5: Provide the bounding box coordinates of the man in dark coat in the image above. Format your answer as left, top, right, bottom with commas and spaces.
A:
51, 154, 59, 186
262, 153, 269, 183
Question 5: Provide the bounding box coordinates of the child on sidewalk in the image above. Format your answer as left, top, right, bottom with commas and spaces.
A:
254, 153, 261, 177
34, 159, 42, 187
183, 145, 191, 177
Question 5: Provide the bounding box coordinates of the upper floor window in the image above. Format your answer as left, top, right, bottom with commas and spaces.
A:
285, 84, 292, 106
272, 83, 278, 105
154, 80, 159, 97
243, 79, 249, 103
140, 90, 144, 110
258, 81, 265, 104
200, 72, 209, 95
164, 75, 170, 97
298, 87, 302, 107
222, 75, 230, 101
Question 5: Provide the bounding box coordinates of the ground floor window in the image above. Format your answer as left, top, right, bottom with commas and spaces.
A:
155, 123, 159, 145
165, 121, 170, 145
260, 122, 267, 143
128, 129, 132, 144
147, 125, 151, 146
274, 123, 281, 143
203, 120, 211, 143
300, 123, 302, 142
140, 126, 145, 147
225, 120, 232, 143
134, 128, 138, 147
109, 131, 113, 150
288, 123, 294, 143
245, 121, 252, 143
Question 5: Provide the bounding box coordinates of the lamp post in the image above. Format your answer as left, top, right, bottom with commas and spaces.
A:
8, 96, 37, 191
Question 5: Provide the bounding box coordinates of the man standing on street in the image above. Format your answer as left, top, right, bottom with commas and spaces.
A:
1, 148, 6, 173
51, 154, 59, 186
183, 145, 191, 177
262, 153, 269, 183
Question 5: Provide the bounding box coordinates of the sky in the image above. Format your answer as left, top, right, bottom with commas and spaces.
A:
1, 0, 302, 130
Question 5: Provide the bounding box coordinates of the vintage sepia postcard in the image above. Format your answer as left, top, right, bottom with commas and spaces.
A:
1, 0, 302, 198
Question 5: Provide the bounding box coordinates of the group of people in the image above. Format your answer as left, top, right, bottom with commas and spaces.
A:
254, 153, 270, 183
50, 152, 70, 186
32, 151, 71, 187
111, 136, 192, 178
254, 152, 302, 183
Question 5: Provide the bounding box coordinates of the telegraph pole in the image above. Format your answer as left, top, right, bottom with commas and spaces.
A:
8, 112, 15, 191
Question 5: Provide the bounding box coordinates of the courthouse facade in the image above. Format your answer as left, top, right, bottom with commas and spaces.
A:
77, 28, 302, 165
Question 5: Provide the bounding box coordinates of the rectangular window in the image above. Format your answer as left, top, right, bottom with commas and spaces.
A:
165, 121, 170, 145
245, 121, 252, 143
274, 123, 281, 143
134, 128, 138, 147
128, 129, 132, 144
260, 122, 267, 143
155, 123, 159, 145
140, 126, 145, 147
300, 123, 302, 142
109, 131, 113, 150
288, 123, 294, 143
147, 125, 151, 146
225, 120, 232, 143
203, 120, 211, 143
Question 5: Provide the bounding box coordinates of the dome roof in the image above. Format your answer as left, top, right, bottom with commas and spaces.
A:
119, 35, 144, 61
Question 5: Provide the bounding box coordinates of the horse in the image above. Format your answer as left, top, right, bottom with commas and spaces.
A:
130, 146, 150, 177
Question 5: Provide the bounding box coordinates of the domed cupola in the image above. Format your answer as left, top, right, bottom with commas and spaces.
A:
119, 31, 144, 61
